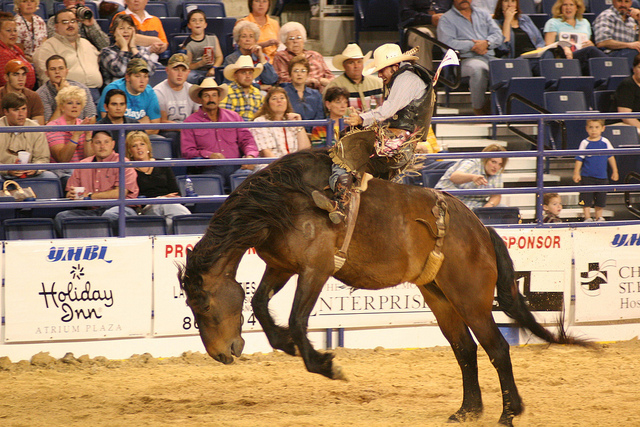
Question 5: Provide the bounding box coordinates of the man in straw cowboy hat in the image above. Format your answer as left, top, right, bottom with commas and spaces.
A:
325, 43, 383, 113
313, 43, 435, 224
219, 55, 264, 121
181, 77, 259, 190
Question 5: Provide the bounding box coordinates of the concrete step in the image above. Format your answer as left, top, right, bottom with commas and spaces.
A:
502, 172, 561, 184
502, 193, 580, 207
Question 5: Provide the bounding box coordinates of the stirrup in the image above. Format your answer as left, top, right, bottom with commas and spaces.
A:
329, 210, 346, 224
312, 190, 337, 212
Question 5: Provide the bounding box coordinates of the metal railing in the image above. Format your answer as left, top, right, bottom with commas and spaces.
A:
2, 111, 640, 235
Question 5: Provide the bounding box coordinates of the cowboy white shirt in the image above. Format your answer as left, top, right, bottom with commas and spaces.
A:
359, 62, 427, 127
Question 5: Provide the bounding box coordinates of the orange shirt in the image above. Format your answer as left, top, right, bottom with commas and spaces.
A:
114, 10, 168, 44
237, 13, 280, 62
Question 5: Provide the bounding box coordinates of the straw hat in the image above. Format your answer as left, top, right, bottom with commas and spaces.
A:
189, 78, 229, 104
332, 44, 372, 71
364, 44, 419, 75
223, 55, 263, 82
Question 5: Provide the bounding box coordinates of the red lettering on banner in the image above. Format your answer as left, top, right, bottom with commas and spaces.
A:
165, 244, 195, 258
502, 235, 561, 249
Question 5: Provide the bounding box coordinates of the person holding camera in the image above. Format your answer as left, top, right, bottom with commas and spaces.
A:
46, 0, 109, 51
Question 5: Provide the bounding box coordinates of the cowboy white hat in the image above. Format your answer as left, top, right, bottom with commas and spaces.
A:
189, 78, 229, 104
364, 44, 419, 75
223, 55, 264, 82
332, 43, 372, 71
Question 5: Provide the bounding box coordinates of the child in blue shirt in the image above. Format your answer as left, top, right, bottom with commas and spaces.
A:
573, 119, 619, 222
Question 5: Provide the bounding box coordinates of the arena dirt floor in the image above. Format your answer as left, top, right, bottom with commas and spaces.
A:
0, 338, 639, 426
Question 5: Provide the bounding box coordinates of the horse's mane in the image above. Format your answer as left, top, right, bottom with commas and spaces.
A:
179, 149, 331, 304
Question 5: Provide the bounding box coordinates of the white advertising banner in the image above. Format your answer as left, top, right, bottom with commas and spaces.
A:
494, 228, 572, 323
574, 225, 640, 322
4, 238, 153, 342
153, 235, 203, 336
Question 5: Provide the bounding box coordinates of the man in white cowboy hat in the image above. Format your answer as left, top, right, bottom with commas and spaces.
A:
181, 77, 259, 190
325, 43, 383, 113
314, 43, 435, 223
437, 0, 503, 115
219, 55, 264, 121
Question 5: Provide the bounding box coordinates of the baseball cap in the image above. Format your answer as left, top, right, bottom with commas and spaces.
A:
126, 58, 150, 75
167, 53, 189, 69
5, 59, 28, 74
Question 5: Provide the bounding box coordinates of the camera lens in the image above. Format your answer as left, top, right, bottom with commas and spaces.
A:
76, 6, 93, 20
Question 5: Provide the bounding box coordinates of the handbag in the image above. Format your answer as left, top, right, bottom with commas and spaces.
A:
2, 180, 36, 201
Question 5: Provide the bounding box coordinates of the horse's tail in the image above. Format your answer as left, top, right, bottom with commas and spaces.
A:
488, 227, 592, 347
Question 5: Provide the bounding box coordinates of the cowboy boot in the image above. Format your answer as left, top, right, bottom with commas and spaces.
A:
312, 173, 354, 224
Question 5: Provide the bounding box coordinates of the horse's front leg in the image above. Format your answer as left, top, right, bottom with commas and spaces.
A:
251, 266, 296, 356
289, 268, 344, 380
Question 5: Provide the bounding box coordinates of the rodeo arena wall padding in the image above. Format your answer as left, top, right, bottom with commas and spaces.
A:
1, 226, 640, 361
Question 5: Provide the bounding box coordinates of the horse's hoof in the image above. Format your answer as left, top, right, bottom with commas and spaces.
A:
498, 416, 514, 427
331, 364, 348, 381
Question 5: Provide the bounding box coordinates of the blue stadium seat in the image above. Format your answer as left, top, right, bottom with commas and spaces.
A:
184, 2, 226, 17
149, 67, 167, 87
354, 0, 399, 44
519, 0, 537, 14
473, 207, 521, 225
125, 215, 167, 236
176, 174, 224, 212
96, 18, 111, 34
230, 173, 248, 191
489, 59, 545, 115
544, 91, 589, 149
589, 57, 630, 90
4, 218, 56, 240
603, 125, 640, 148
160, 17, 182, 38
172, 213, 212, 234
540, 59, 595, 109
145, 1, 169, 17
593, 90, 615, 113
206, 17, 236, 57
422, 169, 449, 188
150, 136, 173, 159
60, 217, 113, 238
169, 33, 190, 54
19, 177, 65, 218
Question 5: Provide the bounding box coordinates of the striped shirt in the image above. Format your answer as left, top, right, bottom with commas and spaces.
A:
435, 158, 503, 209
46, 116, 86, 163
594, 7, 639, 49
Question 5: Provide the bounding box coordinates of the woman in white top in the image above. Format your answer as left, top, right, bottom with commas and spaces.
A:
250, 87, 310, 162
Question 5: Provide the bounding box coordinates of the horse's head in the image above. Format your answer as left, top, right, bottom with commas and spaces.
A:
178, 250, 245, 364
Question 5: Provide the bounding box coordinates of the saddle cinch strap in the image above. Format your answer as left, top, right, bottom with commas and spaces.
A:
413, 190, 449, 284
333, 173, 372, 274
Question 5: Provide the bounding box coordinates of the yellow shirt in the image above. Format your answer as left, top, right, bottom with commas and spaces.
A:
237, 13, 280, 62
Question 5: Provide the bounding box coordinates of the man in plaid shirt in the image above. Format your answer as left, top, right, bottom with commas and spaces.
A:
594, 0, 640, 68
219, 55, 264, 121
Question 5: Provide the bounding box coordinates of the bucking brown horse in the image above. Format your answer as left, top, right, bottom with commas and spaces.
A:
178, 149, 587, 426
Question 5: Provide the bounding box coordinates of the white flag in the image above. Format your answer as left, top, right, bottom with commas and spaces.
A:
433, 49, 460, 85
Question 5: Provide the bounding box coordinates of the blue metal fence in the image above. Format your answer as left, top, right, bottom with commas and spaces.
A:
2, 111, 639, 236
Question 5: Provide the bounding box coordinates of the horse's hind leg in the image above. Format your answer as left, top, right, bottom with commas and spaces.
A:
418, 284, 484, 421
251, 266, 296, 356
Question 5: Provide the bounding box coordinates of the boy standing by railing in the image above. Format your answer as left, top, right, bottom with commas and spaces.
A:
573, 119, 619, 222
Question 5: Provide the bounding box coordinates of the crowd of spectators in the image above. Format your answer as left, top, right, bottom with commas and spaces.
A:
0, 0, 633, 234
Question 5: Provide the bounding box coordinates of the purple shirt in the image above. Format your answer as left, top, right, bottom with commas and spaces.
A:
181, 107, 259, 159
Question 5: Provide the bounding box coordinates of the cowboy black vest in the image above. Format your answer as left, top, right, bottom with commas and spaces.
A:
383, 63, 435, 135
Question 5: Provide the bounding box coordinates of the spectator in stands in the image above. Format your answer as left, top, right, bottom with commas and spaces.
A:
594, 0, 640, 68
34, 9, 103, 102
36, 54, 96, 123
544, 0, 607, 74
250, 87, 310, 163
237, 0, 280, 62
222, 21, 278, 89
435, 144, 508, 209
573, 119, 619, 222
99, 14, 156, 85
0, 92, 56, 180
14, 0, 47, 62
97, 58, 161, 134
311, 86, 349, 147
182, 78, 259, 189
96, 88, 139, 147
183, 9, 223, 84
219, 55, 264, 121
46, 85, 94, 181
0, 12, 37, 90
54, 130, 139, 234
325, 44, 383, 113
153, 53, 198, 157
126, 131, 190, 232
0, 59, 44, 125
437, 0, 503, 115
494, 0, 545, 59
46, 0, 109, 51
543, 192, 563, 223
615, 53, 640, 132
273, 22, 334, 92
401, 0, 447, 70
281, 55, 324, 130
114, 0, 168, 60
